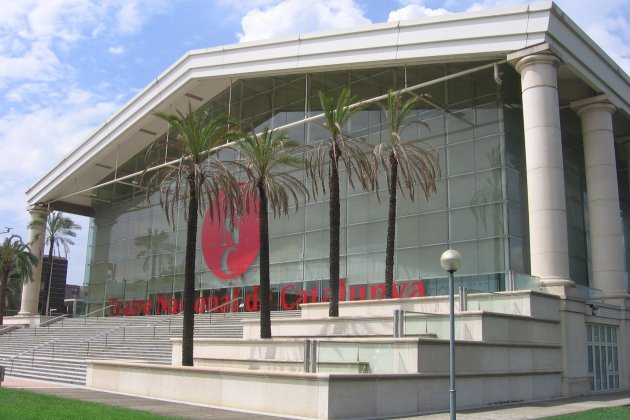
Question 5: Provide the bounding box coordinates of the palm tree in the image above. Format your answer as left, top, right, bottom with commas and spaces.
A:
375, 90, 440, 298
229, 128, 308, 338
145, 103, 239, 366
306, 88, 373, 317
28, 212, 81, 315
0, 235, 38, 325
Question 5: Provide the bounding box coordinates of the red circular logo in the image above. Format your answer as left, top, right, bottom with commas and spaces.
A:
201, 189, 260, 279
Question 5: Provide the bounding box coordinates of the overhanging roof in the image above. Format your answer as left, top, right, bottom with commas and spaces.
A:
26, 1, 630, 214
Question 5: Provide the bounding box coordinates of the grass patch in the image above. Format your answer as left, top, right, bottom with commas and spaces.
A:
544, 406, 630, 419
0, 387, 184, 419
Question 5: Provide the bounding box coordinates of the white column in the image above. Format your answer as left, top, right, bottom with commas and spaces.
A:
515, 53, 573, 288
18, 206, 48, 316
571, 95, 629, 298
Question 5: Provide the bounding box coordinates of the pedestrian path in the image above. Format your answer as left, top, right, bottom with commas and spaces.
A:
3, 375, 630, 419
405, 391, 630, 419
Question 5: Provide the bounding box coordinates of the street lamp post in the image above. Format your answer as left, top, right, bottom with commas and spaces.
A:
440, 249, 463, 420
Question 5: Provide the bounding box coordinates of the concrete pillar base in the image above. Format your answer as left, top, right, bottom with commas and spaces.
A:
542, 284, 581, 300
2, 315, 42, 327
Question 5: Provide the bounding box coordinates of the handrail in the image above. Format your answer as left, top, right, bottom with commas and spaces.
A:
80, 304, 115, 319
205, 296, 243, 318
1, 338, 62, 374
37, 314, 69, 328
4, 338, 61, 361
82, 309, 187, 356
81, 324, 125, 344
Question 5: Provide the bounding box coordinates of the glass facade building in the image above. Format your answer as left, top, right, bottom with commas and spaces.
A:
82, 62, 626, 315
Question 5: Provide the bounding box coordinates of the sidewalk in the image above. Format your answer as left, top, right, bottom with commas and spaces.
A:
404, 391, 630, 419
3, 375, 630, 419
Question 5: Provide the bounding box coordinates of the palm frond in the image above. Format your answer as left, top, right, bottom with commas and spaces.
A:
306, 87, 374, 195
142, 103, 242, 228
228, 127, 309, 218
374, 89, 440, 200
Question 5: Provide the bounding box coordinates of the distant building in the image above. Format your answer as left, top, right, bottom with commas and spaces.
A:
38, 256, 68, 316
64, 284, 87, 316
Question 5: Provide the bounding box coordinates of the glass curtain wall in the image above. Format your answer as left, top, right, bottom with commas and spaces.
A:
85, 62, 544, 314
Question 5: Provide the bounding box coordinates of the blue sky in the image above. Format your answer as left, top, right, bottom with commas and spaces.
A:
1, 0, 629, 286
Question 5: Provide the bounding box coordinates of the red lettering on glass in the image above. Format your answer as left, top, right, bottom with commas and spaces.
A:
201, 188, 260, 280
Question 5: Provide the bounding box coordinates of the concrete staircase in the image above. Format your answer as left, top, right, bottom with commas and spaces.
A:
0, 311, 300, 385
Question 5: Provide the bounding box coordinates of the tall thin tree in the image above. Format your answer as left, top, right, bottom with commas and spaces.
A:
28, 212, 81, 315
0, 235, 38, 325
145, 103, 239, 366
229, 128, 308, 338
375, 90, 439, 298
306, 88, 373, 317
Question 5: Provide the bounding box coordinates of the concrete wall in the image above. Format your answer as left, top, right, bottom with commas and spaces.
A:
86, 360, 562, 419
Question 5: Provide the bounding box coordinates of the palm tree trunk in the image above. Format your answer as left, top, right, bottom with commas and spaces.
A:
258, 181, 272, 338
0, 271, 8, 325
329, 150, 341, 317
385, 153, 398, 299
45, 241, 55, 316
182, 177, 198, 366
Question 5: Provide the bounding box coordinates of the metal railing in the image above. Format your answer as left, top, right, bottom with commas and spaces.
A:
82, 310, 187, 357
79, 305, 115, 323
37, 314, 69, 330
1, 338, 62, 374
205, 296, 243, 321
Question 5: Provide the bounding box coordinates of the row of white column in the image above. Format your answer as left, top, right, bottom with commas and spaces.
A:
18, 206, 47, 316
516, 53, 628, 299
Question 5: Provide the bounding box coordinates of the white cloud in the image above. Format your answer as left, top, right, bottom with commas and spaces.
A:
388, 2, 450, 21
237, 0, 371, 42
4, 82, 49, 103
465, 0, 525, 12
0, 40, 63, 84
0, 89, 120, 175
0, 0, 170, 85
461, 0, 630, 75
108, 45, 125, 55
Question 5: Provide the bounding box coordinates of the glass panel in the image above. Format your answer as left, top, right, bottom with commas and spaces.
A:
396, 247, 420, 280
595, 346, 601, 390
347, 252, 385, 284
475, 101, 500, 137
397, 217, 419, 248
269, 234, 304, 263
149, 276, 173, 294
477, 239, 505, 273
449, 174, 475, 208
418, 245, 447, 279
450, 208, 477, 242
448, 141, 475, 176
304, 230, 328, 259
419, 179, 447, 214
475, 135, 501, 171
446, 106, 474, 144
450, 241, 478, 276
594, 326, 600, 342
304, 259, 329, 281
418, 212, 448, 246
587, 345, 593, 373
